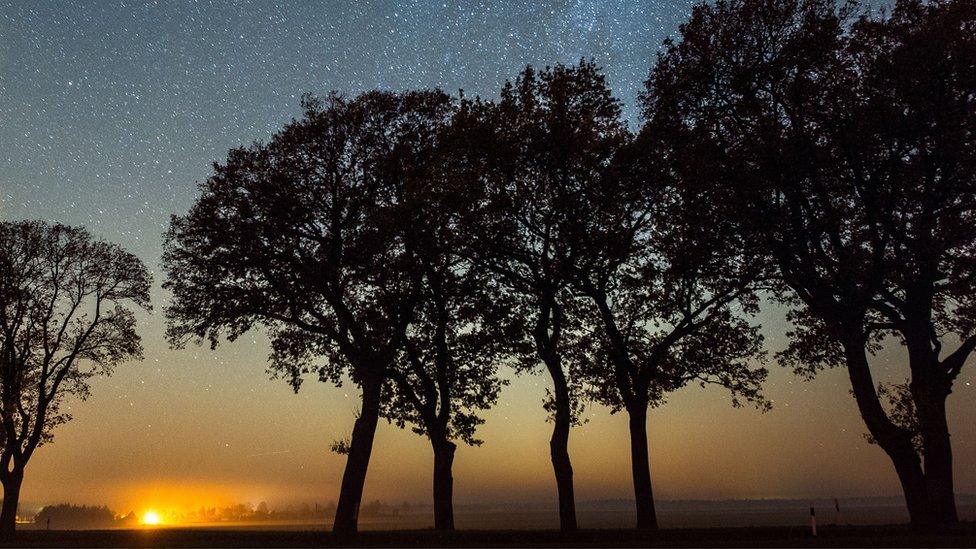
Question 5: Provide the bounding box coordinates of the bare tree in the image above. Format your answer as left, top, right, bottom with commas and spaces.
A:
163, 90, 452, 534
643, 0, 976, 527
0, 221, 150, 538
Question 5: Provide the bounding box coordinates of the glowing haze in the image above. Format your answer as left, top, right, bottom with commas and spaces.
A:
1, 0, 973, 517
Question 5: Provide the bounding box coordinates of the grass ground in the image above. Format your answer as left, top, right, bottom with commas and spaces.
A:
0, 523, 973, 548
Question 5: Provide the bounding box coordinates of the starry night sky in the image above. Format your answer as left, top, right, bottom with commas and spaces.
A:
0, 0, 973, 518
1, 0, 679, 247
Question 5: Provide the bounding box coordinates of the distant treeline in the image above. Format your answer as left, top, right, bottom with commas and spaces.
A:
32, 505, 115, 529
180, 500, 402, 522
27, 500, 408, 528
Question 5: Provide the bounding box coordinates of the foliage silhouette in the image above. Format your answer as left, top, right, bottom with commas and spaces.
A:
379, 164, 510, 530
570, 130, 770, 530
642, 0, 976, 528
164, 90, 451, 534
153, 0, 976, 535
164, 89, 506, 532
443, 60, 629, 532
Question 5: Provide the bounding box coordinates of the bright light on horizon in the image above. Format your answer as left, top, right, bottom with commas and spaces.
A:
142, 510, 162, 526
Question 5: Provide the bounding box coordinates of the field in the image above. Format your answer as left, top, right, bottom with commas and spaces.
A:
11, 502, 976, 547
1, 523, 974, 548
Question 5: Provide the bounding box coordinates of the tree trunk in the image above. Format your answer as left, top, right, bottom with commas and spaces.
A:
911, 377, 958, 525
533, 299, 578, 533
0, 467, 23, 540
843, 339, 933, 527
889, 443, 934, 528
546, 367, 578, 532
332, 371, 383, 535
550, 400, 578, 532
627, 405, 658, 531
431, 437, 456, 531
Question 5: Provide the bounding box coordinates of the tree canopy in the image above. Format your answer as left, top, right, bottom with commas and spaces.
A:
642, 0, 976, 526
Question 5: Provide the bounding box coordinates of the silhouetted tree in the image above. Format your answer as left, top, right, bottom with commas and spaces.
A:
569, 138, 770, 530
379, 155, 509, 530
446, 61, 629, 532
163, 90, 452, 534
0, 221, 150, 538
643, 0, 976, 527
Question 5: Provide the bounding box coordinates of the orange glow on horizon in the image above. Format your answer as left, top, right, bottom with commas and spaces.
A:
141, 510, 162, 526
117, 481, 252, 517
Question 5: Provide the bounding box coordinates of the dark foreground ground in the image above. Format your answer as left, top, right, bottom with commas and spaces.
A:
1, 524, 973, 548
